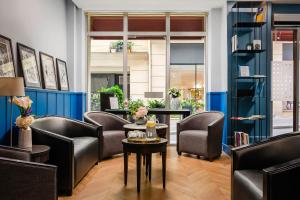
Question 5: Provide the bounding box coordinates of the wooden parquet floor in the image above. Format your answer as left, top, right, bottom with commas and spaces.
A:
59, 146, 231, 200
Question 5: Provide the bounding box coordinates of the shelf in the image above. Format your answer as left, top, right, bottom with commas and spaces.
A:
233, 22, 266, 28
233, 49, 265, 54
232, 96, 266, 99
232, 1, 263, 8
236, 75, 267, 79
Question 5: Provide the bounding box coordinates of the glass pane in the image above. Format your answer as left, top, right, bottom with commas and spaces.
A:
170, 16, 205, 32
272, 29, 294, 136
89, 39, 124, 111
128, 16, 166, 32
127, 38, 166, 101
169, 38, 206, 144
90, 16, 123, 32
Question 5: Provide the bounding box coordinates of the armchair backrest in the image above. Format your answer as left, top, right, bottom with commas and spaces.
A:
31, 116, 96, 138
178, 111, 224, 131
84, 111, 130, 131
0, 145, 31, 161
233, 132, 300, 170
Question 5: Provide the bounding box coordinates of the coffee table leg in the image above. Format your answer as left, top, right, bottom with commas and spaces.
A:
145, 154, 148, 177
162, 151, 166, 189
136, 153, 141, 193
149, 153, 152, 182
124, 152, 128, 186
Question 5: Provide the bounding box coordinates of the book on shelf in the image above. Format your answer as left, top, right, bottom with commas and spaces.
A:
231, 35, 238, 52
234, 132, 249, 147
231, 115, 265, 121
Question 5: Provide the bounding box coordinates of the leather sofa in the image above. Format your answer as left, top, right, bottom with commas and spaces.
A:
84, 111, 130, 161
0, 145, 57, 200
177, 111, 224, 161
232, 132, 300, 200
31, 116, 100, 195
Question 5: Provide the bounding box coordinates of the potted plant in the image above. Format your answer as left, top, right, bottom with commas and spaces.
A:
168, 88, 181, 110
13, 96, 34, 148
181, 99, 194, 112
97, 85, 125, 108
147, 99, 165, 123
110, 42, 118, 53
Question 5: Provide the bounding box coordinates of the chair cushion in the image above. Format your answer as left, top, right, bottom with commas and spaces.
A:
178, 130, 208, 156
73, 137, 98, 185
234, 170, 263, 200
102, 130, 126, 158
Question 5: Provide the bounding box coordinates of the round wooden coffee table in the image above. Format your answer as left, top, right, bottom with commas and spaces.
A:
122, 138, 168, 193
123, 123, 168, 138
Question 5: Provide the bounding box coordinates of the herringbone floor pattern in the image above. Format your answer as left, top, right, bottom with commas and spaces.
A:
60, 146, 231, 200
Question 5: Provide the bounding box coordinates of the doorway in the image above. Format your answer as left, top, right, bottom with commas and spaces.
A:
271, 28, 300, 136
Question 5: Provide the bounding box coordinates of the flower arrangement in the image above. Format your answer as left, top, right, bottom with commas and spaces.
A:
135, 106, 148, 119
168, 88, 181, 98
13, 96, 34, 129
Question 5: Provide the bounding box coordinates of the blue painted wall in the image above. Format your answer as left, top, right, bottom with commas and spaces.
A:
206, 92, 227, 144
0, 88, 86, 144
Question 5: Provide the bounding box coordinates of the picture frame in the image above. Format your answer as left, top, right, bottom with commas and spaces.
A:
109, 97, 119, 109
40, 52, 57, 90
56, 58, 69, 91
17, 43, 41, 88
0, 34, 16, 77
239, 65, 250, 77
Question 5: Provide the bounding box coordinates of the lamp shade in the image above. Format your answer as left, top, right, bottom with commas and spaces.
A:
0, 77, 25, 96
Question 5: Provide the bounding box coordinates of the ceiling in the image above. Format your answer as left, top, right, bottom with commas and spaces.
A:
72, 0, 226, 12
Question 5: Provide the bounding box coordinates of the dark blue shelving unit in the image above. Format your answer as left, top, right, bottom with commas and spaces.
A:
227, 1, 272, 148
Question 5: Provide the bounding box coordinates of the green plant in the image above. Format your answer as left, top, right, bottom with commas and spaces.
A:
168, 88, 181, 98
128, 99, 145, 115
180, 99, 205, 113
110, 41, 118, 49
97, 85, 125, 108
147, 99, 165, 109
111, 41, 134, 51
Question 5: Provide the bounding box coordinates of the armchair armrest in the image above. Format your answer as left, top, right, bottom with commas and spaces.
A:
31, 127, 74, 194
207, 117, 224, 158
262, 158, 300, 200
0, 157, 57, 200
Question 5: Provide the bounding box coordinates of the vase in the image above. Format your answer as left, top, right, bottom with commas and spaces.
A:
170, 97, 181, 110
18, 127, 32, 149
135, 117, 147, 125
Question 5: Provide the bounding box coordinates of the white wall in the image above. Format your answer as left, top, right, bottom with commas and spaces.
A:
0, 0, 85, 92
0, 0, 67, 75
207, 6, 228, 92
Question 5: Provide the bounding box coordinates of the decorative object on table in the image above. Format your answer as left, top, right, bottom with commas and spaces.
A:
127, 131, 160, 143
128, 99, 145, 121
0, 77, 25, 146
109, 97, 119, 109
253, 40, 262, 50
239, 65, 250, 77
147, 99, 165, 109
146, 116, 158, 138
124, 99, 129, 109
246, 43, 253, 50
56, 59, 69, 91
39, 52, 57, 90
13, 96, 34, 149
17, 43, 41, 88
0, 34, 15, 77
98, 85, 125, 108
168, 88, 181, 110
134, 106, 148, 125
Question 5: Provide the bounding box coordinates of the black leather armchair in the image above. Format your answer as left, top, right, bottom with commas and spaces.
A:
232, 132, 300, 200
31, 117, 100, 195
177, 111, 224, 161
0, 145, 57, 200
84, 111, 130, 161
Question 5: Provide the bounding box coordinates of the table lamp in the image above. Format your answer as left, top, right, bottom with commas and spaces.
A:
0, 77, 25, 146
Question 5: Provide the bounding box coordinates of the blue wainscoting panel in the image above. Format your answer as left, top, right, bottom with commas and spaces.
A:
0, 88, 86, 144
206, 92, 228, 145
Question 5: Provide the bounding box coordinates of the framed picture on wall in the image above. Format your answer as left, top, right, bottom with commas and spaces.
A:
56, 58, 69, 91
40, 52, 57, 90
0, 34, 16, 77
17, 43, 41, 88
